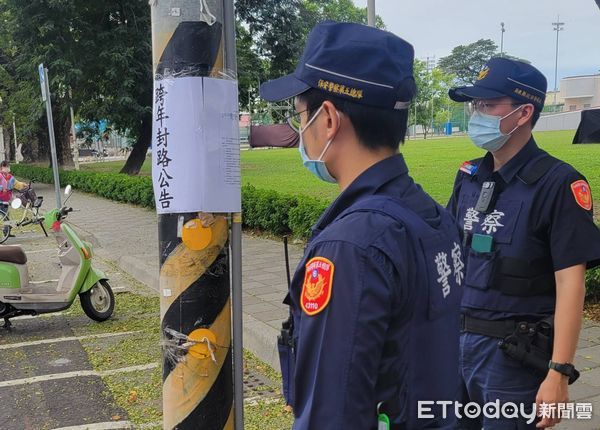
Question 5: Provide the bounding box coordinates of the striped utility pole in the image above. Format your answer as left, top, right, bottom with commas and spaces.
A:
150, 1, 242, 429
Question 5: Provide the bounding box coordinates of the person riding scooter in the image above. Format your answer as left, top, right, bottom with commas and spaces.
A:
0, 161, 27, 212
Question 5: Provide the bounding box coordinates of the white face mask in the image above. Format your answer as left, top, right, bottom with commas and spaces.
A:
467, 105, 523, 152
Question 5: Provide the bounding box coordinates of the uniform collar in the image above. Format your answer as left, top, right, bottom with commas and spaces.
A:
475, 137, 541, 183
312, 153, 410, 234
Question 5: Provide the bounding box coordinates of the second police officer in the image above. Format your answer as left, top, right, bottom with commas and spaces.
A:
448, 57, 600, 429
260, 21, 464, 429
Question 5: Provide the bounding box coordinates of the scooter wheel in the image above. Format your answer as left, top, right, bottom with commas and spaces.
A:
80, 279, 115, 322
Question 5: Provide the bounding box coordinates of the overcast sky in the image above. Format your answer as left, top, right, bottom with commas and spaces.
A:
352, 0, 600, 89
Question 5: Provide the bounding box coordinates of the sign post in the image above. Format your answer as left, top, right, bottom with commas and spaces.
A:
39, 64, 62, 208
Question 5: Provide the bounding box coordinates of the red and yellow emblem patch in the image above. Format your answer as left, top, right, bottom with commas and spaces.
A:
301, 257, 334, 316
571, 180, 593, 211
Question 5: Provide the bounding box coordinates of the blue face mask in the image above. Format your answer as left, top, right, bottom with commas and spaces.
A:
298, 106, 338, 183
467, 105, 523, 152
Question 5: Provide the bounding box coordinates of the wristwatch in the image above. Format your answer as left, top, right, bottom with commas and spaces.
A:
548, 361, 580, 385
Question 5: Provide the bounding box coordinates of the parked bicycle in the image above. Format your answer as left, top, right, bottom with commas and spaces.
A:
91, 148, 108, 159
0, 181, 47, 243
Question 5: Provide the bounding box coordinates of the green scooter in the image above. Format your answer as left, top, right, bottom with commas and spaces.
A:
0, 185, 115, 328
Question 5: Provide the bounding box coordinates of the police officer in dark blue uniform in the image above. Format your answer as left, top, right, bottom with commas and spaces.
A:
260, 21, 464, 430
448, 57, 600, 429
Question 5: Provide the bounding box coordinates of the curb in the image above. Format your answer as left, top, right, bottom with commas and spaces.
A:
116, 254, 159, 291
242, 314, 281, 371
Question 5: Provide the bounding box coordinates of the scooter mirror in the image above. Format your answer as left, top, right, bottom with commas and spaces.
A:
11, 198, 22, 210
64, 185, 72, 196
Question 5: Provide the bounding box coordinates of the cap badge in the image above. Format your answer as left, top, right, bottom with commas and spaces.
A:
477, 67, 490, 81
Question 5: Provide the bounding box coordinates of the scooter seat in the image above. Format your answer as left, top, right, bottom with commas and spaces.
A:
0, 245, 27, 265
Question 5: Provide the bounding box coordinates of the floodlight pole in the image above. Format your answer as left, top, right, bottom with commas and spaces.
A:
552, 17, 565, 106
500, 22, 505, 56
368, 0, 375, 26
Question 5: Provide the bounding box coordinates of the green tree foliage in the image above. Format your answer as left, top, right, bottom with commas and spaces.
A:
0, 0, 77, 165
236, 22, 267, 112
236, 0, 384, 117
236, 0, 305, 79
410, 60, 455, 139
438, 39, 498, 86
0, 0, 152, 172
301, 0, 385, 32
82, 2, 153, 175
0, 0, 384, 173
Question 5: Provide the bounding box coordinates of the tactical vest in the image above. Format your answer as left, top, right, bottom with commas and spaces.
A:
314, 195, 462, 429
456, 155, 563, 316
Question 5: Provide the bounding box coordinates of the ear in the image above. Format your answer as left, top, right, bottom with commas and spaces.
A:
321, 101, 342, 141
516, 104, 535, 127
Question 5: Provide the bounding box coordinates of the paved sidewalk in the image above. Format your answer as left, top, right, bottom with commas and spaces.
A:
32, 183, 299, 372
28, 183, 600, 428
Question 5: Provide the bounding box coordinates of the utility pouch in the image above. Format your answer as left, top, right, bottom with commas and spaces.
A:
498, 316, 554, 377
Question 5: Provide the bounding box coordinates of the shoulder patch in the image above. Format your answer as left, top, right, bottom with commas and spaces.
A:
459, 161, 478, 176
301, 257, 334, 316
571, 180, 593, 211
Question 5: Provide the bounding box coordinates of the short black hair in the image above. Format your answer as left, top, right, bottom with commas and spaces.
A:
296, 88, 413, 151
0, 161, 9, 168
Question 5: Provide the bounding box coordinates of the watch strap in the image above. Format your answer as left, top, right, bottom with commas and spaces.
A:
549, 361, 580, 385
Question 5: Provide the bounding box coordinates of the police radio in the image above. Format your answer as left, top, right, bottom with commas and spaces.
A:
278, 235, 296, 406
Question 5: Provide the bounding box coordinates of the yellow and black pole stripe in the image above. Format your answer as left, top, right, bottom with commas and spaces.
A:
151, 2, 234, 428
159, 214, 233, 429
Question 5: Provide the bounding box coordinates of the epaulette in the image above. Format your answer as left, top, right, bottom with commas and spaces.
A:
517, 155, 563, 185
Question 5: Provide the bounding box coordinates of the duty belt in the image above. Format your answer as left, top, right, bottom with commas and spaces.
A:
460, 314, 542, 339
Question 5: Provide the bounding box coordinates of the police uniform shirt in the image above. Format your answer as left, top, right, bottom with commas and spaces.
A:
448, 137, 600, 320
289, 154, 461, 430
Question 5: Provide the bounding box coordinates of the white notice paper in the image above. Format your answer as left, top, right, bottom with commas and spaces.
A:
152, 77, 241, 214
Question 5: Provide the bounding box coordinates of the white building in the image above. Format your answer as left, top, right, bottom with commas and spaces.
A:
547, 74, 600, 111
537, 74, 600, 131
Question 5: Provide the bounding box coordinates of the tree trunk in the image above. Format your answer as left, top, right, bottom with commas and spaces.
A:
33, 117, 50, 164
55, 108, 74, 168
120, 111, 152, 175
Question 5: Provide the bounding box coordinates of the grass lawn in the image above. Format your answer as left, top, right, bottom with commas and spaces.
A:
81, 130, 599, 210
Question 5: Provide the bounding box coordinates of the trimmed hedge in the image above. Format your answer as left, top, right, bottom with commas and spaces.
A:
12, 164, 155, 208
12, 164, 600, 293
586, 265, 600, 302
11, 165, 328, 240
